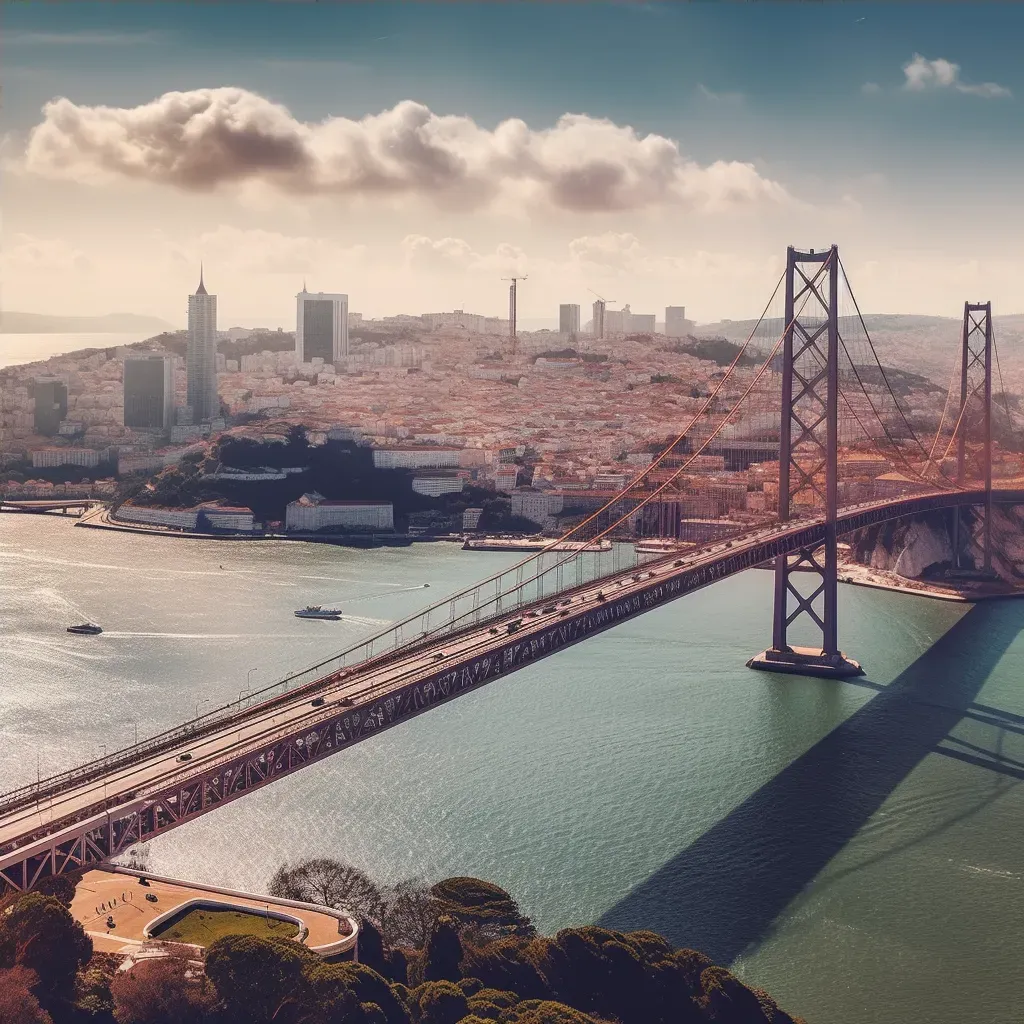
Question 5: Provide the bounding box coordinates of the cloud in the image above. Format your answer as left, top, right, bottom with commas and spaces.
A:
902, 54, 1011, 98
861, 82, 883, 97
401, 235, 527, 276
6, 30, 168, 45
0, 233, 92, 274
193, 226, 366, 277
697, 84, 743, 105
21, 88, 792, 214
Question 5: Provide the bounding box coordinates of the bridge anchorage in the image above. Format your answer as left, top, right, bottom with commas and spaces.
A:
749, 245, 863, 678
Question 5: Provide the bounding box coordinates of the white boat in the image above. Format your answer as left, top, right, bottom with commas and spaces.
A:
462, 536, 613, 553
294, 606, 342, 620
635, 539, 686, 555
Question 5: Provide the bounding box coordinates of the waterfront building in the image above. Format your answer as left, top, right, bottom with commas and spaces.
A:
31, 447, 101, 469
511, 488, 564, 525
495, 467, 519, 492
187, 269, 219, 422
285, 492, 394, 532
559, 304, 580, 341
411, 475, 466, 497
32, 377, 68, 436
665, 306, 692, 338
296, 287, 349, 363
123, 355, 174, 430
462, 507, 483, 531
372, 447, 461, 470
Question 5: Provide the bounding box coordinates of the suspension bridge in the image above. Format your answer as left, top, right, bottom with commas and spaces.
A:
2, 245, 1022, 891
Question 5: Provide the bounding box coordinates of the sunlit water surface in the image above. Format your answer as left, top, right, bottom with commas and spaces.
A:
1, 516, 1022, 1024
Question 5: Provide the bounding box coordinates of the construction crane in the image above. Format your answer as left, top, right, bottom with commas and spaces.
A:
587, 288, 615, 341
502, 275, 527, 359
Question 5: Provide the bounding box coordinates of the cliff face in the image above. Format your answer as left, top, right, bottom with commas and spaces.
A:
848, 505, 1024, 582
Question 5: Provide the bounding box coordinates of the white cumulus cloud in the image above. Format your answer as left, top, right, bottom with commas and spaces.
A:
902, 54, 1011, 98
21, 88, 792, 214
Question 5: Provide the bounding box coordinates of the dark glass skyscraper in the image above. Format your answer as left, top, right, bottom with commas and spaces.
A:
296, 288, 348, 363
124, 355, 174, 430
32, 378, 68, 436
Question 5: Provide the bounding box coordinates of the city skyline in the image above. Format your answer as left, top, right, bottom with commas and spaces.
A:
5, 3, 1024, 326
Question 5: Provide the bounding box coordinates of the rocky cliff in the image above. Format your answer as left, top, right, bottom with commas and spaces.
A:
848, 504, 1024, 582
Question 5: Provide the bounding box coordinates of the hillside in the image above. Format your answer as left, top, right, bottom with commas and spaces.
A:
0, 311, 175, 334
696, 313, 1024, 393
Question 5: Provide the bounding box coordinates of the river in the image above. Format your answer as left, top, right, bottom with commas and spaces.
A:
1, 515, 1022, 1024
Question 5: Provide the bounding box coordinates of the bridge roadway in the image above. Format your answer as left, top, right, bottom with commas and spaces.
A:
0, 488, 1017, 889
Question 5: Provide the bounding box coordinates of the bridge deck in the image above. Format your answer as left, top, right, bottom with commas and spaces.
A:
0, 489, 1017, 887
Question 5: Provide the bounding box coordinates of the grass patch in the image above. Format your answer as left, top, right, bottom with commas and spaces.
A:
151, 906, 300, 946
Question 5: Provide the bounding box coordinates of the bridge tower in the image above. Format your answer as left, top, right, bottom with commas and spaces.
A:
951, 301, 995, 573
749, 245, 864, 678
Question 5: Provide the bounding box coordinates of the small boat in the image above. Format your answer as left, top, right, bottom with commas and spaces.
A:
67, 623, 103, 635
463, 536, 613, 553
294, 606, 342, 620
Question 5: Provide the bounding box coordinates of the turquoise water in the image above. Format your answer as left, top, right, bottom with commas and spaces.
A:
1, 516, 1022, 1023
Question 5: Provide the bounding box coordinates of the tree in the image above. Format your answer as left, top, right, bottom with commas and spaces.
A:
32, 873, 80, 909
506, 1000, 602, 1024
300, 962, 410, 1024
430, 878, 535, 939
204, 934, 315, 1023
381, 880, 439, 950
422, 917, 463, 984
110, 956, 216, 1024
268, 858, 384, 920
696, 966, 776, 1024
0, 967, 52, 1024
0, 893, 92, 1002
460, 938, 548, 1002
408, 980, 468, 1024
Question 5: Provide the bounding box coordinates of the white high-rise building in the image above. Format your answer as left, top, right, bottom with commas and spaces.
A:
559, 304, 580, 340
592, 300, 606, 340
187, 268, 218, 422
666, 306, 691, 338
297, 287, 349, 363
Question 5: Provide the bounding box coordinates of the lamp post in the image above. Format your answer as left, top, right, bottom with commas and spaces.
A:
195, 698, 210, 721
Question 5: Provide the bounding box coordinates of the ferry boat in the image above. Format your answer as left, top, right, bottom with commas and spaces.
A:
634, 538, 686, 555
67, 623, 103, 635
462, 536, 613, 553
294, 606, 343, 620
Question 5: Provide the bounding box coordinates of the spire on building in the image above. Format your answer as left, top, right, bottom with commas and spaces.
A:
195, 263, 208, 296
302, 278, 307, 294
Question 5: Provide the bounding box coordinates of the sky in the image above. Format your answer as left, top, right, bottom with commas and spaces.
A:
4, 1, 1024, 328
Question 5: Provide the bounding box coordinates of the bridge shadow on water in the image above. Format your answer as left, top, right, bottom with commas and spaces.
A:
598, 600, 1024, 964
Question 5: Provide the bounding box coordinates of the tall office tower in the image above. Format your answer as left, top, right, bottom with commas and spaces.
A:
592, 299, 606, 340
124, 355, 174, 430
666, 306, 689, 338
559, 304, 580, 340
32, 377, 68, 436
187, 268, 218, 422
296, 286, 349, 363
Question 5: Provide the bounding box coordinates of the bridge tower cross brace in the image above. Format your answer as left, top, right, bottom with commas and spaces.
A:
952, 301, 994, 573
748, 245, 863, 678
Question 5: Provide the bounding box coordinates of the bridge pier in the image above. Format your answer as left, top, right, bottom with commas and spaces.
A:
749, 245, 863, 679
